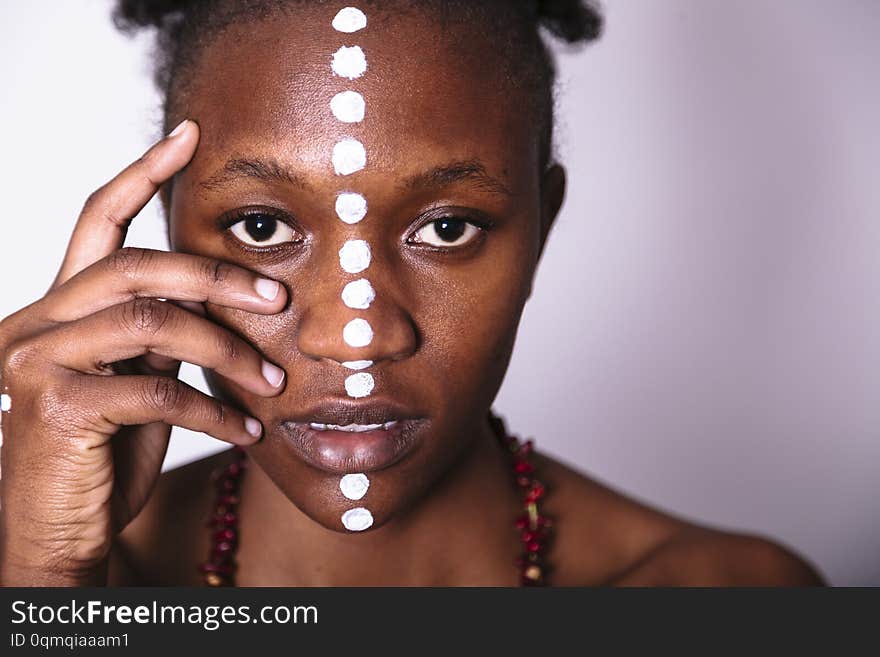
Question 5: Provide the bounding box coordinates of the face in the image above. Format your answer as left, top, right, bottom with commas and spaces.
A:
167, 6, 564, 533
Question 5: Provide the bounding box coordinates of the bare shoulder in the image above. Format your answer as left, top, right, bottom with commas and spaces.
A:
534, 451, 825, 587
107, 449, 236, 586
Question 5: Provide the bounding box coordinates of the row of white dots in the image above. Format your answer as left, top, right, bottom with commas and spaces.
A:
332, 6, 374, 534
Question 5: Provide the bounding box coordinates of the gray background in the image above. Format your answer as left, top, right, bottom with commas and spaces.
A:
0, 1, 877, 585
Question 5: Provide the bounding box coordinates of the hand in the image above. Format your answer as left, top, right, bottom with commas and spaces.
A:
0, 120, 288, 585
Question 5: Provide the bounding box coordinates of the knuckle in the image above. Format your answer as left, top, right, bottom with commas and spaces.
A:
35, 380, 80, 421
210, 398, 227, 427
133, 149, 160, 175
80, 186, 107, 217
200, 258, 233, 287
105, 246, 154, 279
217, 332, 240, 362
1, 336, 41, 378
145, 377, 184, 415
118, 298, 174, 336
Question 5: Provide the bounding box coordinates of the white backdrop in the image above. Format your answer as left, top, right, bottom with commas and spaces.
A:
1, 0, 877, 585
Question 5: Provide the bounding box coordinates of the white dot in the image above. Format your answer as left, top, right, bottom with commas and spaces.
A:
330, 91, 366, 123
331, 45, 367, 80
338, 239, 371, 273
341, 507, 374, 532
0, 394, 10, 412
343, 318, 373, 348
335, 192, 368, 224
342, 360, 374, 370
340, 473, 370, 500
332, 139, 367, 176
341, 278, 375, 310
345, 372, 374, 398
332, 7, 367, 33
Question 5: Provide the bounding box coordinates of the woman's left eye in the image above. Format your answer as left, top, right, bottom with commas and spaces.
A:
228, 214, 300, 247
409, 218, 482, 248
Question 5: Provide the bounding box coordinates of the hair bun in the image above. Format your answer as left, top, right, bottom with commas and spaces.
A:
113, 0, 189, 32
536, 0, 603, 43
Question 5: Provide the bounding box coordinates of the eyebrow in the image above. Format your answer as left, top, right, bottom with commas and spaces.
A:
198, 155, 512, 198
199, 156, 311, 192
402, 159, 512, 198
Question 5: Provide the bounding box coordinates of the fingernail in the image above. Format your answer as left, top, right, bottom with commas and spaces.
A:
262, 361, 285, 388
167, 119, 189, 139
254, 278, 280, 301
244, 416, 262, 439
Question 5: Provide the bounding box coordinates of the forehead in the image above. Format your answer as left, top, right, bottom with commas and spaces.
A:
181, 7, 538, 181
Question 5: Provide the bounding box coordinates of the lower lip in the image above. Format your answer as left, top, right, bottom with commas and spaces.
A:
279, 419, 426, 474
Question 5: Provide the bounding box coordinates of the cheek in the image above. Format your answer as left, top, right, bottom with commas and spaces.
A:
410, 233, 535, 388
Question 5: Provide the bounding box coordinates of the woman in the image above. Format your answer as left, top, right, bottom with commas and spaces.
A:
0, 0, 823, 586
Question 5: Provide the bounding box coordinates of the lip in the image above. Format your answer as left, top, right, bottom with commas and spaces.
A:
278, 399, 427, 474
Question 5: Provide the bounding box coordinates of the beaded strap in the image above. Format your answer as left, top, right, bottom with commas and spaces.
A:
199, 446, 246, 587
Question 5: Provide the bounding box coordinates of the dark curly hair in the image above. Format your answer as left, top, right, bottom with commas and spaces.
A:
112, 0, 603, 167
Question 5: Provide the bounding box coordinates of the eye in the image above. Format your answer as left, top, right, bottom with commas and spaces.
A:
227, 213, 301, 248
409, 218, 482, 248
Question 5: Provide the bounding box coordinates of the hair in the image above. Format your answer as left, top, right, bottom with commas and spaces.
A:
112, 0, 603, 167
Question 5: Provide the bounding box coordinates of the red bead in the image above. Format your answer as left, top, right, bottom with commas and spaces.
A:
214, 541, 233, 555
221, 494, 239, 506
526, 540, 542, 553
213, 528, 236, 542
226, 463, 243, 477
526, 483, 546, 502
521, 530, 544, 544
221, 512, 237, 525
514, 461, 535, 474
514, 516, 529, 530
517, 440, 534, 456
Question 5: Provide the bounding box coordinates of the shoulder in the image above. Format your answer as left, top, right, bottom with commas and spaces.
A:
534, 451, 824, 586
107, 449, 235, 585
612, 528, 825, 586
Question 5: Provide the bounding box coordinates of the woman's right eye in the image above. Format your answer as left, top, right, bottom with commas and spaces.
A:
228, 214, 301, 247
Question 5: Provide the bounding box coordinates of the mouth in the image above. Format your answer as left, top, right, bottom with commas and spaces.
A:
278, 399, 427, 474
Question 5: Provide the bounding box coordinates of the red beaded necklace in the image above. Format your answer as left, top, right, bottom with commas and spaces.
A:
200, 413, 551, 586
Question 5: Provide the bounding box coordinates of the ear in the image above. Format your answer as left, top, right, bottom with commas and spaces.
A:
538, 164, 566, 261
527, 164, 566, 298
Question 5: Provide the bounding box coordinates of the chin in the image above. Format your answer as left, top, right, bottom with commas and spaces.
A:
247, 419, 448, 536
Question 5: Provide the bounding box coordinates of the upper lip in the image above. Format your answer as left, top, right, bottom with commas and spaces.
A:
280, 398, 423, 427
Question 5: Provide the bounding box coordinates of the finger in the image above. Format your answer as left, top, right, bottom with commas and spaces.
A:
88, 374, 263, 445
37, 298, 286, 396
136, 300, 206, 372
43, 247, 286, 322
52, 119, 199, 289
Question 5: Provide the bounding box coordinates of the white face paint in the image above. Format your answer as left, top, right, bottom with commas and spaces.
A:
332, 7, 367, 33
338, 239, 371, 273
341, 507, 374, 531
339, 473, 370, 500
331, 45, 367, 80
332, 139, 367, 176
344, 372, 375, 398
341, 278, 375, 310
335, 192, 368, 224
342, 360, 374, 370
343, 318, 373, 348
330, 91, 366, 124
0, 394, 10, 412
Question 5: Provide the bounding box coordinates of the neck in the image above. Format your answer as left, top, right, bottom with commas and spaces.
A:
234, 417, 521, 586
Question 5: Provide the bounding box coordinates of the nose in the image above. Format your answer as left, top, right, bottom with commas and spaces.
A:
297, 285, 418, 367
